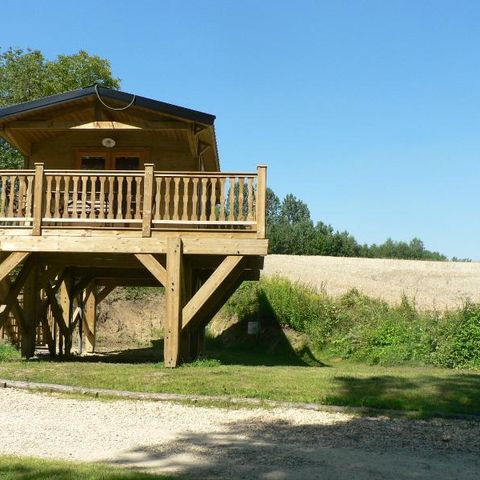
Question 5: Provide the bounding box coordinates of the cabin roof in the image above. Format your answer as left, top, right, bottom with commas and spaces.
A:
0, 85, 216, 125
0, 85, 220, 171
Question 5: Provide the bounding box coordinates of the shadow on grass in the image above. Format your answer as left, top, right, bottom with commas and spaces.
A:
328, 373, 480, 415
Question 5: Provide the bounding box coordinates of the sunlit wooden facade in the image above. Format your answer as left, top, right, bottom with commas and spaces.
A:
0, 86, 267, 366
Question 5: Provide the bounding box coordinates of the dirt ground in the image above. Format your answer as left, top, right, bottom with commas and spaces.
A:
263, 255, 480, 309
0, 388, 478, 480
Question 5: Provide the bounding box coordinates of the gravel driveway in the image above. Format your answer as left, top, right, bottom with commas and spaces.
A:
0, 389, 479, 479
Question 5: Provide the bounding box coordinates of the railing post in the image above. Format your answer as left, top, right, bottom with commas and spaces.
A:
256, 165, 267, 238
142, 163, 155, 237
32, 163, 44, 236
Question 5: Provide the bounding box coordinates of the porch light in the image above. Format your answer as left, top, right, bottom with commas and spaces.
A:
102, 137, 116, 148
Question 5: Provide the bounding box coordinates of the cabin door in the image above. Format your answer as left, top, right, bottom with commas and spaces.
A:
75, 149, 147, 220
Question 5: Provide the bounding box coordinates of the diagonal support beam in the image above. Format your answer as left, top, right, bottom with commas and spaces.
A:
182, 255, 244, 330
0, 278, 26, 334
95, 285, 116, 305
0, 256, 34, 306
135, 254, 167, 286
0, 252, 30, 283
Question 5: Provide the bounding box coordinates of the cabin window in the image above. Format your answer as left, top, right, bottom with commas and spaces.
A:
80, 155, 107, 170
76, 149, 148, 170
113, 155, 140, 170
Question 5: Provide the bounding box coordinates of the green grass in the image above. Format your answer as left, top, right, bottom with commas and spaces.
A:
1, 354, 479, 416
0, 455, 182, 479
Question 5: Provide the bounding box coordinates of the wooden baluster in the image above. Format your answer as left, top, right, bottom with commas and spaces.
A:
25, 175, 34, 220
209, 178, 217, 221
191, 178, 199, 221
200, 178, 208, 221
182, 177, 190, 221
172, 177, 180, 221
71, 176, 79, 218
0, 176, 6, 217
44, 175, 53, 218
218, 177, 226, 221
238, 177, 245, 221
247, 176, 254, 221
125, 176, 133, 220
228, 177, 236, 221
53, 176, 62, 219
164, 177, 171, 220
135, 176, 143, 220
90, 175, 97, 218
61, 176, 70, 219
107, 177, 115, 219
116, 176, 124, 219
7, 175, 17, 217
154, 177, 162, 220
80, 176, 88, 219
98, 177, 106, 219
18, 176, 26, 218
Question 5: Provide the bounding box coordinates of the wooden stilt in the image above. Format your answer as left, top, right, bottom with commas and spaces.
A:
21, 261, 39, 358
165, 237, 183, 367
83, 283, 97, 353
58, 274, 72, 355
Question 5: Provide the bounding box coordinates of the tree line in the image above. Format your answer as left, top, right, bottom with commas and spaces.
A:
266, 189, 459, 261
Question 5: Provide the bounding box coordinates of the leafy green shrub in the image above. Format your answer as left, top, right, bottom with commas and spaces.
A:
432, 303, 480, 369
0, 342, 20, 361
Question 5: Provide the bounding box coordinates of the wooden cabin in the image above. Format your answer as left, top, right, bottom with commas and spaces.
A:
0, 85, 267, 366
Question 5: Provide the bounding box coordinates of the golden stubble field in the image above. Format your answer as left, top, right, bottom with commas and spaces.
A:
263, 255, 480, 310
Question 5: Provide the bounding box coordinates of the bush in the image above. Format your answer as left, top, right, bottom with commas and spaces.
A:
432, 303, 480, 369
223, 277, 480, 369
0, 342, 20, 361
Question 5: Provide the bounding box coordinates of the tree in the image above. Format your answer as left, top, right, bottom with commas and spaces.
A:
0, 47, 120, 168
280, 193, 311, 224
266, 187, 281, 225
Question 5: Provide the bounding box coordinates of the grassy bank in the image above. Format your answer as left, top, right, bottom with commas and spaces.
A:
223, 277, 480, 369
0, 455, 179, 480
0, 356, 479, 416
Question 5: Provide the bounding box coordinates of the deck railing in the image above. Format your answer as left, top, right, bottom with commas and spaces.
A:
0, 164, 267, 237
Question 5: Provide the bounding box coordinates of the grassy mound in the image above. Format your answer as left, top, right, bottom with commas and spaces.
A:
221, 277, 480, 369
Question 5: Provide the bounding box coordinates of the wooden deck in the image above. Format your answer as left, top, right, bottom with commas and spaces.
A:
0, 164, 267, 244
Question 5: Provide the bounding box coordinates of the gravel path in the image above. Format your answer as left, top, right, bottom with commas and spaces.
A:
0, 389, 479, 479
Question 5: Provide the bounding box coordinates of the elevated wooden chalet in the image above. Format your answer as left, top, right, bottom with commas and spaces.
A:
0, 85, 267, 366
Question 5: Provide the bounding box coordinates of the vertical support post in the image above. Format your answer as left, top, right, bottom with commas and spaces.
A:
142, 164, 155, 237
83, 283, 97, 353
256, 165, 267, 238
165, 237, 183, 367
58, 274, 72, 356
180, 258, 193, 363
21, 260, 38, 359
32, 163, 44, 236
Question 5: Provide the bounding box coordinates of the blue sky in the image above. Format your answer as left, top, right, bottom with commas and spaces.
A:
2, 0, 480, 259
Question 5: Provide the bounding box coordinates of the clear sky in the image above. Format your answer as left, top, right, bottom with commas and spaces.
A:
2, 0, 480, 259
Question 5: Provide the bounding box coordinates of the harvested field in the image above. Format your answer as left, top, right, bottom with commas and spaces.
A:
263, 255, 480, 309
